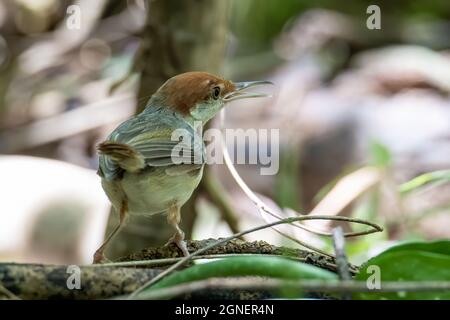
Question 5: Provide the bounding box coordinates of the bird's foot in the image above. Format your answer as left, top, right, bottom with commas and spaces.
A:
164, 234, 190, 257
176, 240, 190, 257
92, 250, 112, 264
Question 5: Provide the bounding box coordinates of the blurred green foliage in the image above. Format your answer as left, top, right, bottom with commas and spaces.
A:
399, 170, 450, 195
275, 147, 302, 211
369, 141, 392, 168
230, 0, 308, 53
230, 0, 450, 55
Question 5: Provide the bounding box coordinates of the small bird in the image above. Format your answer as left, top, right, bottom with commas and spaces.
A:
94, 71, 271, 263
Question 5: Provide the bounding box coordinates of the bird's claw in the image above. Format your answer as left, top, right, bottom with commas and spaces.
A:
93, 250, 112, 264
164, 235, 190, 257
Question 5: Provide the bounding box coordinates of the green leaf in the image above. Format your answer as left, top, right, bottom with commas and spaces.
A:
379, 240, 450, 257
138, 256, 337, 298
399, 170, 450, 195
369, 141, 391, 167
354, 241, 450, 300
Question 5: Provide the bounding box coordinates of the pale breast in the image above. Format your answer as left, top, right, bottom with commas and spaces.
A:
102, 165, 204, 216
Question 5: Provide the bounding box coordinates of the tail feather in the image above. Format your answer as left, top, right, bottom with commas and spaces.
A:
98, 141, 145, 172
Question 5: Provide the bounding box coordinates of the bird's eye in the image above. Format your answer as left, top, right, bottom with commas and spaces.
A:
212, 86, 220, 100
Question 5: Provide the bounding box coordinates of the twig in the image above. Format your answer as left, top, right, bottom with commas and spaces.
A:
128, 215, 379, 299
332, 227, 351, 281
131, 277, 450, 300
332, 227, 351, 300
90, 254, 308, 268
218, 109, 382, 247
308, 167, 381, 231
114, 238, 353, 273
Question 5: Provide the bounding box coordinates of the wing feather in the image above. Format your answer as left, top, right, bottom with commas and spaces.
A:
98, 111, 205, 180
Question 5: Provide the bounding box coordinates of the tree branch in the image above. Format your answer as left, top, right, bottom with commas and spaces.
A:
0, 263, 160, 300
117, 238, 348, 273
0, 238, 349, 300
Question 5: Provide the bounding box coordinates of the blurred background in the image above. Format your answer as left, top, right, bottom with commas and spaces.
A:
0, 0, 449, 265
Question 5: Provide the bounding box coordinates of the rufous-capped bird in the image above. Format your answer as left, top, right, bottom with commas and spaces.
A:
94, 71, 272, 263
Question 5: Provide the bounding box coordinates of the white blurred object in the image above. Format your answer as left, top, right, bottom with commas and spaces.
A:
307, 167, 382, 229
353, 45, 450, 93
0, 156, 110, 264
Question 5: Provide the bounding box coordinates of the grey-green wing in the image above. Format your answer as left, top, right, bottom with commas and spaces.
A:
98, 112, 205, 180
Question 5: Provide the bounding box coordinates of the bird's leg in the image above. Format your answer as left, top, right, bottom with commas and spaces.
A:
165, 204, 190, 257
93, 200, 127, 264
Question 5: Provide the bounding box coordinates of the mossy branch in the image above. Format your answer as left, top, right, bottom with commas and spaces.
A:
0, 239, 344, 300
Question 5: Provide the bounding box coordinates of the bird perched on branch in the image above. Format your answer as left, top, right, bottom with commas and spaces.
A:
95, 71, 271, 263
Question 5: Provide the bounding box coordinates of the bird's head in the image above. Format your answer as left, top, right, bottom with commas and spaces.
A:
150, 71, 272, 123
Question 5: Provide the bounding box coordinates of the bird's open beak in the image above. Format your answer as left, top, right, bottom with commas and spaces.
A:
224, 80, 273, 102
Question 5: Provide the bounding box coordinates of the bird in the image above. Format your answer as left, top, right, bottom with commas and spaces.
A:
94, 71, 272, 263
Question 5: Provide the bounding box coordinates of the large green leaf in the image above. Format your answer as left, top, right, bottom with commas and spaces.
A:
355, 241, 450, 300
137, 256, 337, 299
379, 240, 450, 257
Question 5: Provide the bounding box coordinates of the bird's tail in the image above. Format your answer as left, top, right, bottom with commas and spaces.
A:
97, 141, 145, 172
